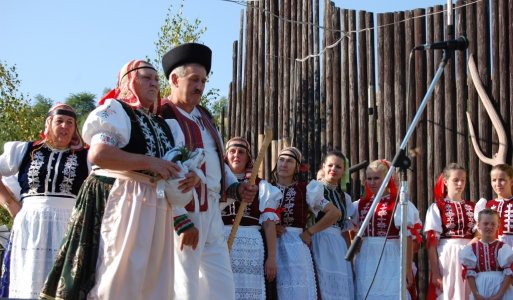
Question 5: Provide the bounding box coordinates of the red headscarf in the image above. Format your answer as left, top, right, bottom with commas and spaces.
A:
361, 159, 398, 203
433, 173, 446, 201
99, 60, 160, 114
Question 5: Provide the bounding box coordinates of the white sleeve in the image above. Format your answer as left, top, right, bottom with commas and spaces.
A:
82, 99, 131, 148
353, 199, 361, 227
173, 206, 189, 218
259, 181, 282, 224
474, 198, 487, 222
224, 164, 238, 187
1, 174, 21, 201
305, 180, 330, 216
344, 193, 358, 231
459, 245, 478, 277
0, 141, 28, 176
393, 201, 420, 237
164, 118, 186, 147
498, 243, 513, 276
424, 202, 442, 237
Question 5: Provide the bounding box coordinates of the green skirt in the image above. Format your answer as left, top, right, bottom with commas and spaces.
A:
40, 175, 114, 300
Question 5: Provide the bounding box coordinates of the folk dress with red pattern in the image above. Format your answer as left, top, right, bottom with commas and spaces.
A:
424, 198, 476, 300
474, 197, 513, 246
459, 240, 513, 299
222, 175, 281, 300
259, 181, 318, 300
354, 194, 418, 300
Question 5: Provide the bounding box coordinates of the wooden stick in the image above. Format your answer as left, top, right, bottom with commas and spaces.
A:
227, 127, 272, 251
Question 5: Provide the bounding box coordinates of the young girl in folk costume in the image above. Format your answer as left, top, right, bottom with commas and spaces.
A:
260, 147, 340, 300
474, 164, 513, 247
310, 151, 356, 300
221, 137, 281, 300
460, 208, 513, 300
354, 159, 419, 300
424, 163, 475, 300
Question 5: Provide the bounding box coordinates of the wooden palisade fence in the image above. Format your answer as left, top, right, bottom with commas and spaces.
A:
223, 0, 512, 298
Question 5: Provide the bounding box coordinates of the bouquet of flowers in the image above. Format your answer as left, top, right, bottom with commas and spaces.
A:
160, 145, 206, 207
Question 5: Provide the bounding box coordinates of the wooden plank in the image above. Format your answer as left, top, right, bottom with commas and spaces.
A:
377, 13, 385, 159
383, 12, 394, 158
348, 9, 358, 196
340, 8, 350, 156
366, 11, 377, 162
445, 4, 457, 164
358, 9, 369, 191
477, 0, 491, 198
456, 0, 469, 200
466, 0, 479, 201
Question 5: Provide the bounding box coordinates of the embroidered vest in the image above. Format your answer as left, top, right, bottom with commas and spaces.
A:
161, 101, 227, 212
222, 177, 261, 226
436, 198, 475, 239
487, 199, 513, 235
18, 142, 89, 200
358, 194, 400, 238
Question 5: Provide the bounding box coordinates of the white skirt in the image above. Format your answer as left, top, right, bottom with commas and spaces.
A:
9, 196, 76, 299
276, 227, 317, 300
470, 271, 513, 300
312, 226, 354, 300
87, 177, 174, 300
224, 225, 265, 300
355, 237, 411, 300
434, 238, 471, 300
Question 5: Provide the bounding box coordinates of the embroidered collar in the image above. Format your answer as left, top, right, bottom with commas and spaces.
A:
320, 179, 339, 190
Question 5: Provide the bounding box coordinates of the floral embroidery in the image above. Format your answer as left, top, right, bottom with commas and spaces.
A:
98, 105, 116, 119
59, 154, 78, 194
27, 151, 44, 194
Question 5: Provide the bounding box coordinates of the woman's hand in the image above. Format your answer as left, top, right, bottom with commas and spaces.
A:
178, 171, 200, 193
300, 229, 313, 246
265, 256, 277, 282
147, 158, 181, 180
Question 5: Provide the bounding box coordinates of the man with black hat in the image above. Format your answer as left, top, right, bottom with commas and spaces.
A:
160, 43, 258, 300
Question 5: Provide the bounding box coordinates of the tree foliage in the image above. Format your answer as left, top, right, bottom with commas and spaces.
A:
0, 62, 44, 149
150, 0, 220, 110
65, 92, 96, 130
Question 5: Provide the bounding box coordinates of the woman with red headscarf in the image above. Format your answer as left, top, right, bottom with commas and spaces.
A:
41, 60, 199, 300
0, 103, 89, 299
353, 159, 419, 299
424, 163, 474, 300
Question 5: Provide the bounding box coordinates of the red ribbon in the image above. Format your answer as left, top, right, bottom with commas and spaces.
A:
408, 223, 423, 244
263, 207, 285, 222
425, 230, 438, 248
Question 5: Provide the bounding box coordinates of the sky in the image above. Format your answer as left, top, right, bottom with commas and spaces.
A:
0, 0, 448, 105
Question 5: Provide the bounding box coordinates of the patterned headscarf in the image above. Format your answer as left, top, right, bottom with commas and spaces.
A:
224, 136, 254, 170
38, 103, 85, 151
271, 146, 303, 183
99, 60, 160, 114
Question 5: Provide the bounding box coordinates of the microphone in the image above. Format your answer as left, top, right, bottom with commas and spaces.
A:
414, 36, 468, 51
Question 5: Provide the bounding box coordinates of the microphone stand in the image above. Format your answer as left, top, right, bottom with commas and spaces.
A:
346, 49, 452, 300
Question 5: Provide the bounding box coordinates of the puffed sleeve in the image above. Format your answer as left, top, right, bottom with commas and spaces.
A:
474, 198, 487, 221
393, 200, 419, 229
353, 199, 361, 227
0, 141, 28, 176
343, 192, 357, 231
82, 99, 131, 148
259, 181, 283, 224
498, 243, 513, 276
2, 175, 21, 201
306, 180, 330, 216
424, 202, 442, 238
459, 244, 478, 277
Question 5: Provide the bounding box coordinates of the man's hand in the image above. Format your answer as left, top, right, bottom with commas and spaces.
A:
179, 226, 199, 251
238, 182, 258, 204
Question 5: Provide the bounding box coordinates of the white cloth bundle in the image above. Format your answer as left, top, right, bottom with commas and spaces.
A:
159, 147, 206, 207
